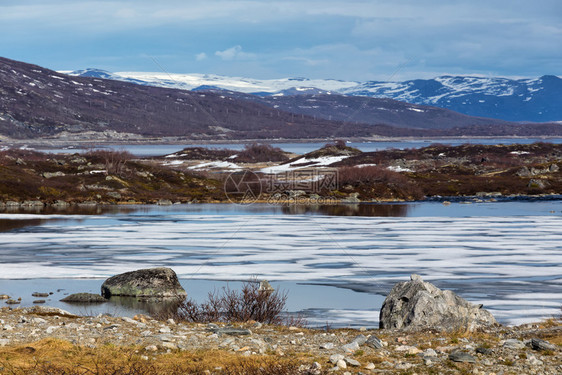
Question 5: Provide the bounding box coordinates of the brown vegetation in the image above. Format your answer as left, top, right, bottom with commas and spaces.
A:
234, 143, 289, 163
0, 339, 321, 375
156, 280, 298, 326
0, 149, 225, 204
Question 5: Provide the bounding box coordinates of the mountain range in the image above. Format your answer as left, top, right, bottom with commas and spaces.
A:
67, 69, 562, 123
1, 56, 561, 142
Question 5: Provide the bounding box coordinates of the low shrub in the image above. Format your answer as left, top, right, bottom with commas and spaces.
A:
85, 149, 134, 176
235, 143, 289, 163
156, 280, 299, 326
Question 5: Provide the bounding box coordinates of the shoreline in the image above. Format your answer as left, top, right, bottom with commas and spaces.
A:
0, 306, 560, 374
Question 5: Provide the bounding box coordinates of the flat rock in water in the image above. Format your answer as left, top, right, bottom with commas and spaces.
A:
60, 293, 107, 303
449, 351, 476, 363
379, 274, 497, 331
101, 267, 187, 298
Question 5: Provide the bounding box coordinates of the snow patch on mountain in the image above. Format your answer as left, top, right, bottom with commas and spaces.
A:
64, 69, 562, 122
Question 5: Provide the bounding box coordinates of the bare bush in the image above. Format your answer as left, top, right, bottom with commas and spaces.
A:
86, 149, 134, 176
156, 280, 298, 326
235, 143, 289, 163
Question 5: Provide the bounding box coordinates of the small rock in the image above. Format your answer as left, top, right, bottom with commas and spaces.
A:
329, 354, 345, 364
216, 328, 252, 336
395, 362, 413, 370
46, 326, 59, 334
161, 342, 177, 350
159, 326, 172, 333
503, 339, 526, 350
365, 363, 375, 370
145, 345, 158, 352
0, 295, 10, 299
33, 300, 46, 304
366, 335, 383, 349
423, 348, 438, 357
259, 280, 274, 292
530, 338, 557, 351
320, 343, 334, 349
32, 292, 50, 298
476, 347, 493, 355
449, 351, 476, 363
336, 359, 347, 369
527, 354, 544, 366
342, 341, 359, 353
0, 339, 10, 347
344, 358, 361, 367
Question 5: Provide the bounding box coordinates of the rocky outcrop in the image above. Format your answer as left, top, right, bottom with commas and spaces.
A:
101, 268, 187, 298
379, 274, 497, 331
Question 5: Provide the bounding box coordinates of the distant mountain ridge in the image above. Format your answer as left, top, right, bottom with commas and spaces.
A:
66, 69, 562, 122
1, 56, 561, 141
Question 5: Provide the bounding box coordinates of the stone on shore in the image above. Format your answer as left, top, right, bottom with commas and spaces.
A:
61, 293, 107, 303
379, 274, 497, 331
101, 267, 187, 298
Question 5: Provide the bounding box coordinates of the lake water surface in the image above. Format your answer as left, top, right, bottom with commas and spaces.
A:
1, 201, 561, 328
37, 138, 562, 157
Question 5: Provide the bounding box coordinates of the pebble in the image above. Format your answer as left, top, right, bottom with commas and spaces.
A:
365, 362, 375, 370
336, 359, 347, 369
320, 342, 334, 349
449, 351, 477, 363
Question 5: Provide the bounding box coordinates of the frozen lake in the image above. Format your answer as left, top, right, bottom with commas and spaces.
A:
1, 201, 561, 328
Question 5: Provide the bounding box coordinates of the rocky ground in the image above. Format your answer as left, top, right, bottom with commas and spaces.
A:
0, 306, 560, 374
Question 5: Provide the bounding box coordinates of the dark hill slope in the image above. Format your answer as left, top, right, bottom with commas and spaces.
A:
0, 57, 410, 140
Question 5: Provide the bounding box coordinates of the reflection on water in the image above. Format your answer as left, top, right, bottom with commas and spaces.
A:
0, 219, 48, 232
282, 203, 411, 217
107, 296, 183, 317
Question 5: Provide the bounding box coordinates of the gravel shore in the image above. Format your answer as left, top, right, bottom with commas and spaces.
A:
0, 306, 560, 374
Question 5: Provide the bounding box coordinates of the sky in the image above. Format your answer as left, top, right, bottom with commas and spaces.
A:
1, 0, 561, 81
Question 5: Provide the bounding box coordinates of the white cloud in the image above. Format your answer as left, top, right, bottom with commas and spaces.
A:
195, 52, 207, 61
215, 45, 255, 61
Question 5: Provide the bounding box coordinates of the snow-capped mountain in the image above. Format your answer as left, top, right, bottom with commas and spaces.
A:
342, 75, 562, 122
65, 69, 562, 122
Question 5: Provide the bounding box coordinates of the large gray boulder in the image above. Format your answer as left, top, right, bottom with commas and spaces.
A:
101, 267, 187, 298
379, 274, 497, 331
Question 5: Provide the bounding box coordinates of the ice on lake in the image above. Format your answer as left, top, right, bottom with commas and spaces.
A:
0, 203, 561, 327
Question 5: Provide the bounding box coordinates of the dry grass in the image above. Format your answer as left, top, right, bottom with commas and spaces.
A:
0, 339, 323, 375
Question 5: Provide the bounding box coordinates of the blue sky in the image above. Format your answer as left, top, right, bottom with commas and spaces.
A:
1, 0, 561, 81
